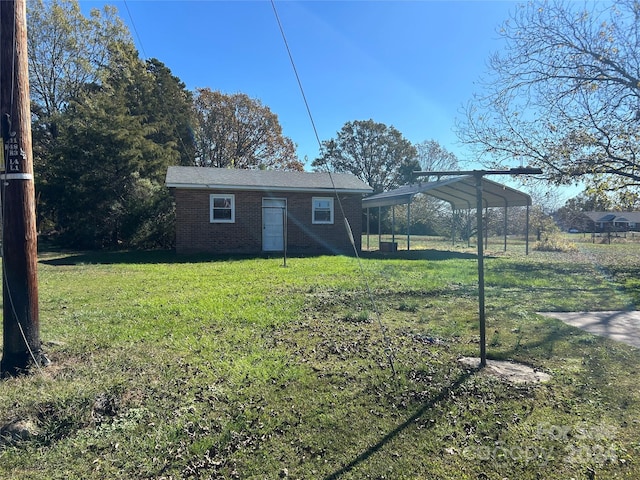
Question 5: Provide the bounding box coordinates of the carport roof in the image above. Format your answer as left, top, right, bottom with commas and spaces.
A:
362, 175, 532, 210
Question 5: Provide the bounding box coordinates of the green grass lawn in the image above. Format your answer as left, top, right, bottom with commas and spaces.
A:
0, 239, 639, 479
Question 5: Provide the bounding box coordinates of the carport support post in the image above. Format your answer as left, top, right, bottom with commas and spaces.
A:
366, 208, 370, 251
451, 209, 456, 246
391, 206, 395, 246
412, 167, 542, 370
406, 200, 411, 251
484, 207, 489, 248
526, 205, 530, 255
467, 209, 471, 247
378, 207, 381, 248
504, 205, 508, 252
475, 174, 487, 367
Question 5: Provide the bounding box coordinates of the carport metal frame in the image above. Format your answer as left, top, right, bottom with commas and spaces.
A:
362, 174, 534, 253
363, 168, 541, 368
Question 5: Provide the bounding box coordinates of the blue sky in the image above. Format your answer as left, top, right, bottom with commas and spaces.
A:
79, 0, 521, 170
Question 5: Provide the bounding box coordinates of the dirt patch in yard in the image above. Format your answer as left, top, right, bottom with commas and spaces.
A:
458, 357, 551, 384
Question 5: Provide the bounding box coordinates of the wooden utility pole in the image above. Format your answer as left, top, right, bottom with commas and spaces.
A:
0, 0, 46, 376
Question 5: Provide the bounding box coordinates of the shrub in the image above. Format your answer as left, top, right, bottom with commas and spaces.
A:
533, 236, 578, 252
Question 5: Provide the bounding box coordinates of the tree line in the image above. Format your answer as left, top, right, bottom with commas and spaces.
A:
27, 0, 640, 249
28, 0, 308, 249
27, 0, 461, 249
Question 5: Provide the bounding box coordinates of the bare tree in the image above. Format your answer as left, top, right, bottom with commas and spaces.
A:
414, 139, 459, 179
412, 139, 460, 235
458, 0, 640, 196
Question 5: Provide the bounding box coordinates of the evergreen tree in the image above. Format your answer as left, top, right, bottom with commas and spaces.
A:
46, 43, 191, 248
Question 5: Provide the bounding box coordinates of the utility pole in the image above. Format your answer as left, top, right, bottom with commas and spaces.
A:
0, 0, 46, 376
414, 168, 542, 367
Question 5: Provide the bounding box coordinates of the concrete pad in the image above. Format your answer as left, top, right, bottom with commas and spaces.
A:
458, 357, 551, 384
538, 311, 640, 348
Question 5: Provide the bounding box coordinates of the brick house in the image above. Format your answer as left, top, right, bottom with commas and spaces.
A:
165, 166, 373, 255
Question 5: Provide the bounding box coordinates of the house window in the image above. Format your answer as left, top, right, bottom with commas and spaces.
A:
210, 194, 235, 223
312, 197, 334, 224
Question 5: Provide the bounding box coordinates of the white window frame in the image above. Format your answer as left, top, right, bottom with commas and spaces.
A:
312, 197, 334, 224
210, 194, 235, 223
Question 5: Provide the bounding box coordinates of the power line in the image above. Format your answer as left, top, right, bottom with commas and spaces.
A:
270, 0, 396, 376
120, 0, 193, 165
123, 0, 147, 60
270, 0, 323, 152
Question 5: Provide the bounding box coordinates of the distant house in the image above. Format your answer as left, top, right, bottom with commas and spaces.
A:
165, 166, 373, 255
584, 211, 640, 233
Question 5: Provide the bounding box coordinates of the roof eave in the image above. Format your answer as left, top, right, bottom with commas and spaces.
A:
166, 183, 372, 194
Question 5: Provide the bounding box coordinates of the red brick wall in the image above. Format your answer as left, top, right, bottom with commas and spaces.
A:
173, 188, 363, 255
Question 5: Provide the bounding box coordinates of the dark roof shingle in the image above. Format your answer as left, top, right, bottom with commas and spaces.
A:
585, 211, 640, 223
166, 167, 372, 194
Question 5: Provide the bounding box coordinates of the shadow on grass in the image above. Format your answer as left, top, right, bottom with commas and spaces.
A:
487, 314, 593, 365
361, 249, 477, 261
39, 247, 478, 266
324, 369, 475, 480
323, 318, 590, 478
39, 250, 187, 266
38, 250, 290, 266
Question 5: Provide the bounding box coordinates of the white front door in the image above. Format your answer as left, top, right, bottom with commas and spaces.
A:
262, 198, 286, 251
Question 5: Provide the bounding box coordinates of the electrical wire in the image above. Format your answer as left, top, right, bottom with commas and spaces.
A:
123, 0, 147, 60
121, 0, 193, 166
116, 3, 396, 376
270, 0, 396, 376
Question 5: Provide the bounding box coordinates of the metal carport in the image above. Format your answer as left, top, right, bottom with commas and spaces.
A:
362, 175, 533, 253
